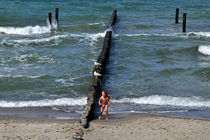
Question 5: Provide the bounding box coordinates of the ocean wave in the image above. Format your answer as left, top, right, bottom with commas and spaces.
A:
0, 75, 42, 79
86, 22, 106, 26
112, 95, 210, 108
0, 34, 69, 46
55, 78, 75, 86
114, 33, 181, 37
0, 97, 87, 107
198, 45, 210, 55
62, 22, 106, 30
0, 74, 56, 79
114, 32, 210, 38
12, 35, 68, 44
0, 54, 55, 64
1, 32, 105, 46
82, 32, 105, 46
188, 32, 210, 37
0, 25, 51, 35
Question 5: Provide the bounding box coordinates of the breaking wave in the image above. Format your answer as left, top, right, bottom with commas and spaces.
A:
0, 25, 51, 35
0, 32, 105, 46
0, 97, 87, 107
198, 45, 210, 55
114, 32, 210, 38
112, 95, 210, 108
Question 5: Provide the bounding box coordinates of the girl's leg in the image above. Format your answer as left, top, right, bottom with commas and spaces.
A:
98, 106, 104, 120
105, 105, 109, 120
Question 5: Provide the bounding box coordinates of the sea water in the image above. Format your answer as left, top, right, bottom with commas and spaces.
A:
0, 0, 210, 120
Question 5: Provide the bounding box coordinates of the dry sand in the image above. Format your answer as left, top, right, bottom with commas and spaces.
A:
0, 114, 210, 140
0, 116, 80, 140
84, 114, 210, 140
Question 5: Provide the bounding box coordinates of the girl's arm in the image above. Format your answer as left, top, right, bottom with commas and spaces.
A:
98, 97, 102, 105
107, 99, 110, 106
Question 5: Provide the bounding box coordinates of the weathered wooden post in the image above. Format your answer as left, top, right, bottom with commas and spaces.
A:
55, 8, 59, 25
48, 12, 52, 26
183, 13, 187, 32
175, 8, 179, 24
108, 10, 117, 28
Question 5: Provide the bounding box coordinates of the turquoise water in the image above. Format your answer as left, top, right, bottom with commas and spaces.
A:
1, 0, 210, 119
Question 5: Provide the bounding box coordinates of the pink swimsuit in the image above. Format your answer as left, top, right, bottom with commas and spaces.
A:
102, 98, 109, 107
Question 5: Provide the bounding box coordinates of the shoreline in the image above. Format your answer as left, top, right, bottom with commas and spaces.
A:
0, 106, 82, 120
0, 113, 210, 139
1, 105, 210, 121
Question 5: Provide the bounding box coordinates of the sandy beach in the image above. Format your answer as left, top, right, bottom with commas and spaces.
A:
84, 114, 210, 140
0, 116, 80, 140
0, 114, 210, 140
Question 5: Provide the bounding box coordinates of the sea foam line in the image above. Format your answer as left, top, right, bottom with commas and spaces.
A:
112, 95, 210, 108
1, 32, 105, 46
0, 97, 87, 107
12, 35, 68, 44
0, 54, 55, 64
0, 74, 42, 79
0, 34, 68, 45
114, 32, 210, 38
0, 25, 51, 35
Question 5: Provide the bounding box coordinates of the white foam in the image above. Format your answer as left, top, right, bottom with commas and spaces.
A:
55, 78, 74, 86
114, 33, 176, 37
0, 97, 87, 107
114, 32, 210, 38
88, 22, 106, 26
1, 32, 104, 46
82, 32, 106, 46
0, 28, 106, 47
112, 95, 210, 108
188, 32, 210, 37
0, 25, 51, 35
198, 45, 210, 55
70, 22, 106, 27
0, 54, 55, 64
12, 35, 68, 44
0, 74, 43, 79
55, 79, 67, 84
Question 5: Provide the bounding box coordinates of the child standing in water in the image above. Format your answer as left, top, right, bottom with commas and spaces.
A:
98, 90, 110, 120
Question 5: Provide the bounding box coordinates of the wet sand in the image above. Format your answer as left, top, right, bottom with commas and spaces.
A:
0, 114, 210, 140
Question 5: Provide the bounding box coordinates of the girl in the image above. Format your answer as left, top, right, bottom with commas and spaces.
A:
98, 90, 110, 120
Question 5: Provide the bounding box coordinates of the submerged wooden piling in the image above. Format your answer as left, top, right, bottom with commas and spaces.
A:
80, 10, 117, 128
175, 8, 179, 24
55, 8, 59, 25
108, 10, 117, 28
48, 12, 52, 26
183, 13, 187, 32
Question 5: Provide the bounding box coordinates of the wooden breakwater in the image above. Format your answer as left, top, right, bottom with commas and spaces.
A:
80, 10, 117, 128
174, 8, 187, 33
48, 8, 59, 27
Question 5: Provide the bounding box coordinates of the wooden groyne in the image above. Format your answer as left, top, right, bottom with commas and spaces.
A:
80, 10, 117, 128
175, 8, 179, 24
183, 13, 187, 33
55, 8, 59, 25
48, 8, 59, 28
174, 8, 187, 33
108, 10, 117, 28
48, 12, 52, 26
